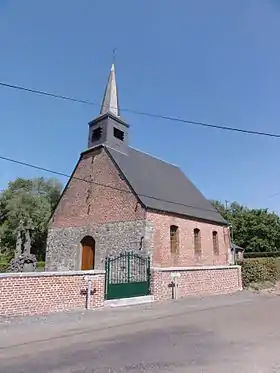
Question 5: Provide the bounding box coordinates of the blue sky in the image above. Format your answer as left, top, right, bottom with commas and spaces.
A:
1, 0, 280, 212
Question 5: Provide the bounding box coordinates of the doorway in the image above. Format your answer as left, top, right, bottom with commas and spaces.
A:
80, 236, 95, 270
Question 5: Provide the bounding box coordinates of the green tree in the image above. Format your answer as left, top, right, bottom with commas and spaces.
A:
0, 177, 62, 260
211, 200, 280, 252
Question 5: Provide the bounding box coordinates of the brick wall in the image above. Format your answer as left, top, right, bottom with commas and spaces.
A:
51, 146, 145, 228
0, 266, 242, 316
151, 265, 242, 301
147, 211, 230, 267
0, 270, 105, 317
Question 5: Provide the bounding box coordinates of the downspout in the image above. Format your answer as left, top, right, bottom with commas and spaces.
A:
228, 224, 235, 265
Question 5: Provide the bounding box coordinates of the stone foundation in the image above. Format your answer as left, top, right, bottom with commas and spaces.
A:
45, 220, 147, 271
0, 270, 105, 317
151, 265, 242, 301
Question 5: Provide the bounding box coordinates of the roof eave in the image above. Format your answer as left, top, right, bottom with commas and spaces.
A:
146, 207, 228, 227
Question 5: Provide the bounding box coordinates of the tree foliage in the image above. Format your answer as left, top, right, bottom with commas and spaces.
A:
211, 200, 280, 252
240, 257, 280, 288
0, 177, 62, 260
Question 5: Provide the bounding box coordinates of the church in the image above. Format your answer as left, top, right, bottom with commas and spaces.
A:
45, 63, 231, 273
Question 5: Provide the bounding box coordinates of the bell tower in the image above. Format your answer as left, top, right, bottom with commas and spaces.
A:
88, 63, 129, 154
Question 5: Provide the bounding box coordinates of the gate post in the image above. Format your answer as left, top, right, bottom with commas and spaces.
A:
147, 256, 151, 294
105, 257, 110, 300
127, 252, 131, 283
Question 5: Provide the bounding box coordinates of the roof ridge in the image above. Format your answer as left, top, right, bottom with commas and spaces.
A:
129, 146, 180, 168
105, 145, 129, 156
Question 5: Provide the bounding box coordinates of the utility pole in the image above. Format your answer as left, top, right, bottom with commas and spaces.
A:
225, 200, 229, 220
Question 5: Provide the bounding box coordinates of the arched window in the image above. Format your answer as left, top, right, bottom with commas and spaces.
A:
194, 228, 201, 256
170, 225, 179, 254
213, 231, 219, 255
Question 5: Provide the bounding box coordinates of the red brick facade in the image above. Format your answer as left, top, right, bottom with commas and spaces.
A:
151, 266, 242, 301
0, 271, 105, 317
51, 147, 145, 229
147, 211, 230, 267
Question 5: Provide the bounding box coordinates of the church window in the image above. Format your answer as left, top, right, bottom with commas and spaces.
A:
114, 127, 124, 141
194, 228, 201, 256
170, 225, 179, 253
213, 231, 219, 255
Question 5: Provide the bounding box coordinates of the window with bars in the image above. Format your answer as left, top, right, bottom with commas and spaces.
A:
212, 231, 219, 255
170, 225, 179, 254
194, 228, 201, 256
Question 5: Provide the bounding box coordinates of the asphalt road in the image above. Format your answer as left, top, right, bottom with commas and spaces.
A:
1, 292, 280, 372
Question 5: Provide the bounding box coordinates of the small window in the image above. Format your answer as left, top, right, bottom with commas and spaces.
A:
213, 231, 219, 255
194, 228, 201, 257
170, 225, 179, 254
114, 127, 124, 141
92, 127, 102, 142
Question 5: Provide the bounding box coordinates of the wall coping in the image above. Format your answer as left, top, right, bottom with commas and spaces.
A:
152, 265, 241, 272
0, 269, 105, 279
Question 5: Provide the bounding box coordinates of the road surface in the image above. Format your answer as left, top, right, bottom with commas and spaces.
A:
1, 291, 280, 372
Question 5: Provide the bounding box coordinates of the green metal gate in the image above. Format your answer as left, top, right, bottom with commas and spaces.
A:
105, 252, 151, 300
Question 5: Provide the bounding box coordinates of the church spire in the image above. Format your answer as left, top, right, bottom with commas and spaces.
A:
100, 63, 120, 117
88, 60, 129, 153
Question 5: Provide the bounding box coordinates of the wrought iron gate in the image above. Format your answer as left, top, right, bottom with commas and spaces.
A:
105, 252, 151, 300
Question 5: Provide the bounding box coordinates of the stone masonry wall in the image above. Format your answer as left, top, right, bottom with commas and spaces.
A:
147, 211, 230, 267
46, 147, 147, 271
46, 220, 147, 271
0, 270, 105, 317
151, 265, 242, 301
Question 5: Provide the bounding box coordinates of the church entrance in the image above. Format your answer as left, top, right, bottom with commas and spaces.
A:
80, 236, 95, 270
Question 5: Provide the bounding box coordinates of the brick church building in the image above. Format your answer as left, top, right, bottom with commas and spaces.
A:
45, 64, 232, 274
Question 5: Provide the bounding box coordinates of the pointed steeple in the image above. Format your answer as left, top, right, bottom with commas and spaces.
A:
100, 63, 120, 117
87, 61, 129, 154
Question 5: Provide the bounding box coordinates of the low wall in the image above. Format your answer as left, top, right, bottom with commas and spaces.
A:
151, 265, 242, 301
0, 270, 105, 317
0, 265, 242, 317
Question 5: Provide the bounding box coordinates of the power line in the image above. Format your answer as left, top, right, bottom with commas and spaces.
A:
268, 192, 280, 198
1, 81, 279, 203
0, 82, 94, 106
1, 81, 280, 139
0, 154, 221, 215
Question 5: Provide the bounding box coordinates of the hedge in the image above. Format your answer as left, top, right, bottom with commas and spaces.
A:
0, 260, 45, 273
239, 257, 280, 288
244, 251, 280, 259
0, 261, 9, 273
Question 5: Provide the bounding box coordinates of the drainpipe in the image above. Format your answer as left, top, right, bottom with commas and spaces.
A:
227, 224, 234, 265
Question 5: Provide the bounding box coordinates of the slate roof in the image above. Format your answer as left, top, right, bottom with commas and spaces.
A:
107, 146, 227, 225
